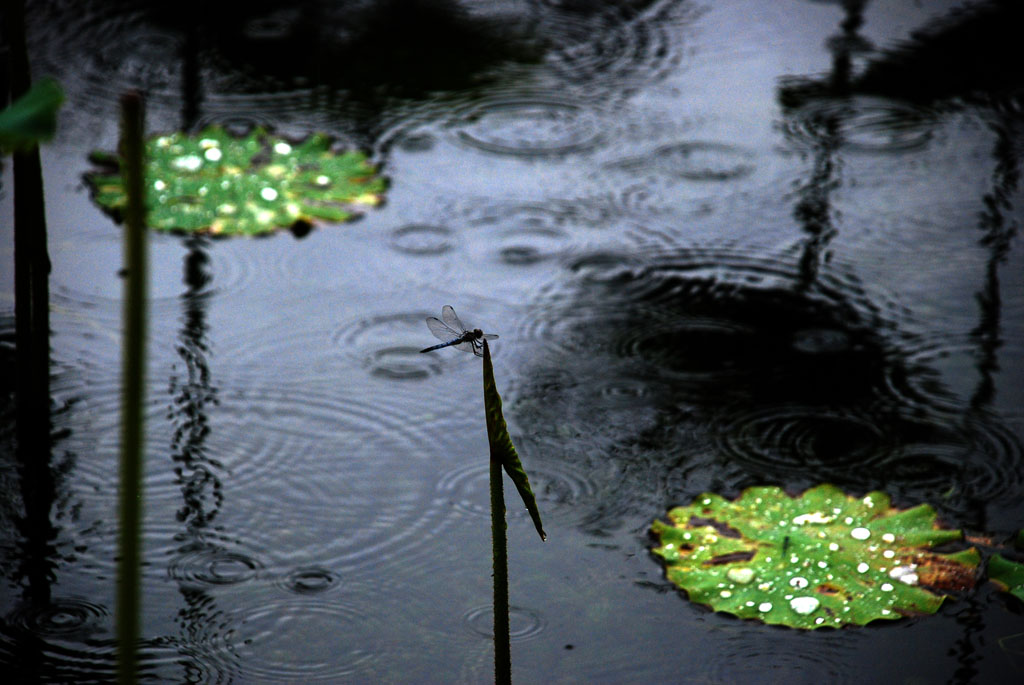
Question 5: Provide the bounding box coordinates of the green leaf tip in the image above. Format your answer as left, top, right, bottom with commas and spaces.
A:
989, 554, 1024, 603
0, 78, 64, 153
482, 339, 546, 541
651, 484, 978, 629
84, 124, 387, 236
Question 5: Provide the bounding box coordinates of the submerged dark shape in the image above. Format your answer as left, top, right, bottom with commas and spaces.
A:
515, 246, 1023, 535
855, 0, 1024, 105
148, 0, 541, 99
779, 0, 1024, 109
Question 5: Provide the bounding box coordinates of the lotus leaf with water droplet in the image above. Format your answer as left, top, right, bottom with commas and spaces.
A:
651, 484, 979, 629
85, 125, 386, 235
989, 554, 1024, 604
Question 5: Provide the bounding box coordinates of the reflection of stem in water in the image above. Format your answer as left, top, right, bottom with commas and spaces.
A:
793, 112, 842, 289
790, 1, 865, 287
949, 598, 984, 685
169, 238, 228, 679
5, 0, 57, 610
170, 30, 227, 673
830, 0, 866, 94
181, 22, 202, 131
957, 114, 1019, 534
969, 114, 1019, 411
175, 587, 235, 681
170, 237, 222, 532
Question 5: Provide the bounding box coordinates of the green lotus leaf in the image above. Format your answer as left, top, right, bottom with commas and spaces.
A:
651, 484, 979, 629
85, 125, 386, 235
989, 554, 1024, 603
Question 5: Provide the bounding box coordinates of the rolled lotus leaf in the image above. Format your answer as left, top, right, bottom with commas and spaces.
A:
483, 339, 545, 541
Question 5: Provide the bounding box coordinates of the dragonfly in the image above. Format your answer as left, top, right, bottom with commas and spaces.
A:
420, 305, 498, 357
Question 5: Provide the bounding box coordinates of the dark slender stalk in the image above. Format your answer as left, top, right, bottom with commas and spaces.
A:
490, 454, 511, 685
116, 91, 147, 685
5, 0, 54, 608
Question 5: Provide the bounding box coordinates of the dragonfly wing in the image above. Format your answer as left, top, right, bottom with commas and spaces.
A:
426, 316, 460, 342
441, 305, 466, 334
481, 333, 499, 340
451, 339, 476, 353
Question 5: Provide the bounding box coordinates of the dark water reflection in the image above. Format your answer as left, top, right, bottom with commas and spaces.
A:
3, 0, 1024, 682
514, 246, 1023, 533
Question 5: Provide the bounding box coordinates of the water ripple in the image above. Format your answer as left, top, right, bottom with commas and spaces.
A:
332, 308, 447, 380
276, 566, 342, 596
0, 599, 119, 684
510, 245, 1024, 531
191, 91, 327, 134
778, 94, 936, 154
519, 245, 897, 396
436, 457, 598, 527
192, 598, 384, 682
5, 598, 108, 640
64, 373, 457, 577
496, 225, 572, 265
705, 402, 1024, 506
704, 630, 857, 683
389, 223, 458, 256
50, 372, 178, 496
449, 95, 605, 157
167, 541, 265, 588
456, 194, 636, 246
606, 141, 757, 182
713, 404, 893, 478
26, 4, 184, 121
233, 601, 380, 681
462, 604, 547, 643
885, 412, 1024, 513
0, 625, 246, 684
50, 235, 195, 338
533, 0, 698, 91
208, 383, 460, 574
219, 305, 446, 385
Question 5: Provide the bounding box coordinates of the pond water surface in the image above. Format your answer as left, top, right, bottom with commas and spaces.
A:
2, 0, 1024, 682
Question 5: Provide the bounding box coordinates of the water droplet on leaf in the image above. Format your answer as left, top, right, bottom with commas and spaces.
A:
790, 596, 820, 615
727, 567, 755, 584
173, 155, 202, 171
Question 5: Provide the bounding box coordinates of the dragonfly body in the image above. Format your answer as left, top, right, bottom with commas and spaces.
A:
420, 305, 497, 357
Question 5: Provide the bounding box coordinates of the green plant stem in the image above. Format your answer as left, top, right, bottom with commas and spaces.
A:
117, 91, 147, 685
490, 454, 511, 685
